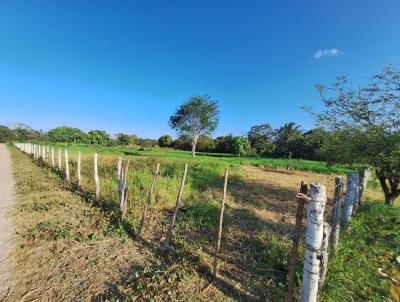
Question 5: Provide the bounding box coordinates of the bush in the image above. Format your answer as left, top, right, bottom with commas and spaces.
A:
158, 135, 173, 147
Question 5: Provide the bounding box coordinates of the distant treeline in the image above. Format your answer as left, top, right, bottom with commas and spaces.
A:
1, 123, 331, 160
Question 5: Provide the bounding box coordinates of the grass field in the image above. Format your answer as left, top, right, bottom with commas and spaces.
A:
8, 144, 395, 301
43, 143, 353, 174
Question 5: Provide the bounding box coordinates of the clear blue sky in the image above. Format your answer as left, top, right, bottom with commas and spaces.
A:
1, 0, 399, 138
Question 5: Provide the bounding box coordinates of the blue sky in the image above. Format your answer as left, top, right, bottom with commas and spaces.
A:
1, 0, 399, 138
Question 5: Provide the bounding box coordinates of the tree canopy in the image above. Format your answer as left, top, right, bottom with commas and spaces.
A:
307, 65, 400, 205
169, 95, 219, 157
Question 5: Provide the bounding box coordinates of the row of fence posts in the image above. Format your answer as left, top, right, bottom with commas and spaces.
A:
286, 169, 371, 302
14, 143, 371, 299
13, 143, 229, 276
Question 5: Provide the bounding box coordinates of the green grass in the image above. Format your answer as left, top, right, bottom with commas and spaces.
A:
321, 201, 400, 301
39, 143, 353, 174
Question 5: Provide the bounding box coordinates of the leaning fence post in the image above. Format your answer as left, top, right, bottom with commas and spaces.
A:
94, 153, 100, 200
137, 162, 161, 242
65, 149, 70, 180
301, 183, 327, 302
342, 173, 357, 226
77, 151, 82, 187
213, 168, 229, 279
286, 181, 309, 302
331, 177, 343, 249
162, 163, 189, 251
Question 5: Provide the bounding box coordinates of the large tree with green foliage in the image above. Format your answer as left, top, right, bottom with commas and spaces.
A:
247, 124, 274, 155
88, 130, 111, 146
47, 126, 89, 143
0, 125, 15, 142
273, 122, 303, 157
169, 95, 219, 157
306, 65, 400, 205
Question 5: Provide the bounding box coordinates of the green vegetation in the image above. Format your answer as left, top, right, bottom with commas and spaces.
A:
321, 201, 400, 301
44, 143, 352, 174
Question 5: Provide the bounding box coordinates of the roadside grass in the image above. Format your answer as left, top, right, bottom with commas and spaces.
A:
42, 143, 353, 174
321, 201, 400, 302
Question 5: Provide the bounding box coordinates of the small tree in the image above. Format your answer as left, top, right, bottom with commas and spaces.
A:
158, 135, 173, 147
305, 65, 400, 205
232, 136, 251, 157
169, 95, 219, 157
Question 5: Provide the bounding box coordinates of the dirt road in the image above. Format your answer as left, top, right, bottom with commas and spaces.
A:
0, 144, 13, 296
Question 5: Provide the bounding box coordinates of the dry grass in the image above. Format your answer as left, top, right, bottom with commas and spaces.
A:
6, 147, 384, 301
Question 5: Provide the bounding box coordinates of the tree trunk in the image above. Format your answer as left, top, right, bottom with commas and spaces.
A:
377, 172, 400, 206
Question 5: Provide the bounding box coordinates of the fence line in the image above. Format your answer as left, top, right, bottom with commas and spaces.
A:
13, 143, 371, 301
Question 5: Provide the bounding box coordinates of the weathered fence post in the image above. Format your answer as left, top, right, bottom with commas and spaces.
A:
120, 160, 130, 219
352, 174, 361, 214
331, 177, 343, 249
58, 148, 62, 169
319, 223, 331, 289
137, 162, 161, 242
65, 149, 70, 180
94, 153, 100, 200
43, 146, 46, 162
358, 168, 371, 206
301, 183, 327, 302
342, 173, 357, 226
77, 151, 82, 187
213, 168, 229, 279
162, 163, 189, 251
51, 147, 55, 167
117, 157, 123, 202
286, 181, 309, 302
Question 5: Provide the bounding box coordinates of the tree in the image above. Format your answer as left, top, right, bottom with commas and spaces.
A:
115, 133, 132, 145
306, 65, 400, 205
247, 124, 274, 155
0, 126, 15, 142
232, 136, 252, 157
273, 122, 303, 157
88, 130, 111, 146
169, 95, 219, 157
47, 126, 89, 143
158, 135, 173, 147
215, 135, 236, 154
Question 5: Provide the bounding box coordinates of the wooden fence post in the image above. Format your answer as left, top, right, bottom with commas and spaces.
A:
286, 181, 309, 302
331, 177, 343, 249
300, 183, 327, 302
65, 149, 70, 180
77, 151, 82, 187
352, 174, 361, 214
137, 162, 161, 242
319, 223, 331, 289
120, 160, 130, 219
51, 147, 55, 167
358, 168, 371, 206
43, 146, 46, 162
117, 157, 123, 202
342, 173, 357, 226
58, 148, 62, 169
162, 163, 189, 251
213, 168, 229, 279
94, 153, 100, 200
